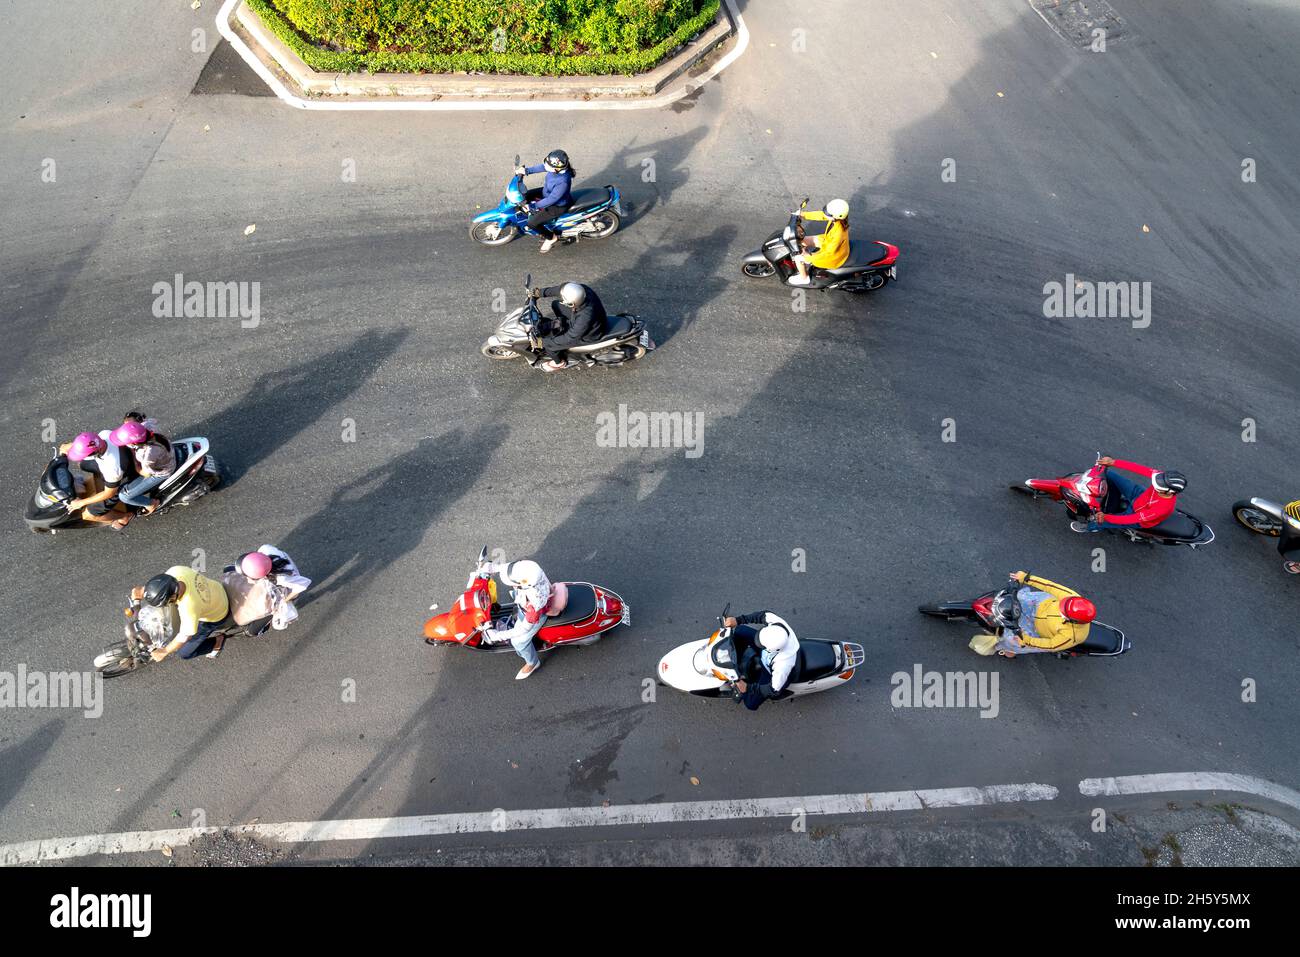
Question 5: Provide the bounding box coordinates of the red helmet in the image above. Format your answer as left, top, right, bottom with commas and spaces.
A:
1061, 596, 1097, 623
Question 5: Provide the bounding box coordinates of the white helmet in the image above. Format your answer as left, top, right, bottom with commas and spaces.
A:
759, 622, 793, 652
560, 282, 587, 307
824, 198, 850, 220
502, 560, 543, 587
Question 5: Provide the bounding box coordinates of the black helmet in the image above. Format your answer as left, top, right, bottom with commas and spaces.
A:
143, 573, 181, 606
1151, 470, 1186, 494
544, 149, 570, 172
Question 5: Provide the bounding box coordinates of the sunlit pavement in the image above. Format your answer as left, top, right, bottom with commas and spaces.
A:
1, 0, 1297, 862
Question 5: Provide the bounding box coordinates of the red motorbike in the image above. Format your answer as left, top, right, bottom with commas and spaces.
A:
422, 548, 630, 655
1011, 455, 1214, 548
919, 581, 1130, 658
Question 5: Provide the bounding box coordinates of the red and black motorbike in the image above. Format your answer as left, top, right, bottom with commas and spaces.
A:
423, 548, 630, 656
740, 199, 899, 293
1011, 455, 1213, 548
919, 582, 1130, 658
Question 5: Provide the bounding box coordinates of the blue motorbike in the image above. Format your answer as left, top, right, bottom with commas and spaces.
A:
469, 155, 623, 248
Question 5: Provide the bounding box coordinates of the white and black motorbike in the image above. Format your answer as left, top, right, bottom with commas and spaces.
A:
1232, 497, 1300, 575
658, 604, 865, 700
480, 274, 655, 369
24, 438, 221, 533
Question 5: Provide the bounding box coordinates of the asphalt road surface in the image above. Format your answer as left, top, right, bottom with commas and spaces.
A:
1, 0, 1297, 862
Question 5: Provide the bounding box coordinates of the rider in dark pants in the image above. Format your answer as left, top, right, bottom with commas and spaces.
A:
516, 149, 574, 254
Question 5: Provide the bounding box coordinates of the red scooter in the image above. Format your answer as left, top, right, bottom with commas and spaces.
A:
1011, 455, 1214, 547
422, 548, 630, 655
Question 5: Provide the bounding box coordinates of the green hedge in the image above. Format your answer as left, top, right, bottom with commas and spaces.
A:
247, 0, 722, 76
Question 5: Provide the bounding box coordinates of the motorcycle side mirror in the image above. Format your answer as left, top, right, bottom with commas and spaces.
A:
477, 545, 488, 565
524, 273, 532, 291
799, 198, 809, 210
514, 154, 520, 167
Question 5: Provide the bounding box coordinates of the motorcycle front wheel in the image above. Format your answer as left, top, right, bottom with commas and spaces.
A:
1232, 500, 1283, 536
918, 602, 977, 621
741, 261, 776, 279
94, 643, 146, 678
481, 342, 520, 360
469, 221, 519, 246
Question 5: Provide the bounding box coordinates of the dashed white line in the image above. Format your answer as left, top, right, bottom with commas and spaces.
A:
216, 0, 750, 112
0, 782, 1056, 865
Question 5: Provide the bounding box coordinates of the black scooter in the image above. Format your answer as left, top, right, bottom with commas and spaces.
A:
24, 439, 221, 533
740, 199, 899, 292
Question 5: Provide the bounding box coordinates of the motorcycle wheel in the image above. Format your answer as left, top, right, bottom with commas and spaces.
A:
1232, 500, 1283, 536
741, 262, 776, 279
94, 644, 145, 678
918, 602, 977, 621
1009, 483, 1049, 499
594, 344, 646, 365
481, 342, 519, 360
844, 273, 887, 293
586, 211, 620, 239
469, 221, 519, 246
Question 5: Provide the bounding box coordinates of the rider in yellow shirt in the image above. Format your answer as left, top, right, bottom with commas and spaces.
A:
790, 198, 850, 285
970, 571, 1096, 657
132, 566, 231, 661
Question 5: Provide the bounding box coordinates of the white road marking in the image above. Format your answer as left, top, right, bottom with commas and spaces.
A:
216, 0, 750, 112
0, 783, 1056, 865
1079, 772, 1300, 813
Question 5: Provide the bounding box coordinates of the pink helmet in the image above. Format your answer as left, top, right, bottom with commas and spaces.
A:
67, 431, 106, 462
239, 551, 273, 580
109, 420, 150, 447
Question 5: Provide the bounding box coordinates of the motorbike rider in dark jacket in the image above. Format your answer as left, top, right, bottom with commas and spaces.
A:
531, 282, 608, 372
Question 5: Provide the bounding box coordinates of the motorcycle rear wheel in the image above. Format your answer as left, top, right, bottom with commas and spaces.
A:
594, 344, 646, 365
470, 221, 519, 246
585, 211, 620, 238
918, 602, 977, 621
1232, 500, 1283, 536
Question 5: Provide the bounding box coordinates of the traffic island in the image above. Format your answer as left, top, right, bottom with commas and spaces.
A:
227, 0, 741, 104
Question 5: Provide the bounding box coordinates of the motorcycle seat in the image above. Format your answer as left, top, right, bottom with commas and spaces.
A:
545, 584, 598, 626
1141, 511, 1201, 540
604, 314, 635, 338
562, 188, 613, 214
823, 241, 891, 275
790, 640, 839, 683
1072, 623, 1126, 655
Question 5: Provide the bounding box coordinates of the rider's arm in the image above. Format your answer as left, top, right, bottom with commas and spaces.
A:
733, 610, 776, 627
523, 164, 545, 176
1109, 458, 1156, 478
1095, 509, 1143, 526
802, 211, 828, 222
1021, 574, 1078, 601
533, 183, 561, 209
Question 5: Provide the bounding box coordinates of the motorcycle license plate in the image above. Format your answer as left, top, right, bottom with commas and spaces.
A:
888, 266, 897, 281
203, 456, 218, 474
620, 604, 631, 626
638, 330, 656, 350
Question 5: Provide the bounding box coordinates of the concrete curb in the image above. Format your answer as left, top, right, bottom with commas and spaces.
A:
228, 0, 740, 105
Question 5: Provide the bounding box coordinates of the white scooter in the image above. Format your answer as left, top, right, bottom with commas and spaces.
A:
657, 605, 865, 700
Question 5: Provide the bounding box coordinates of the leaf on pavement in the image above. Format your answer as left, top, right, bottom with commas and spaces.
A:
244, 224, 256, 235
